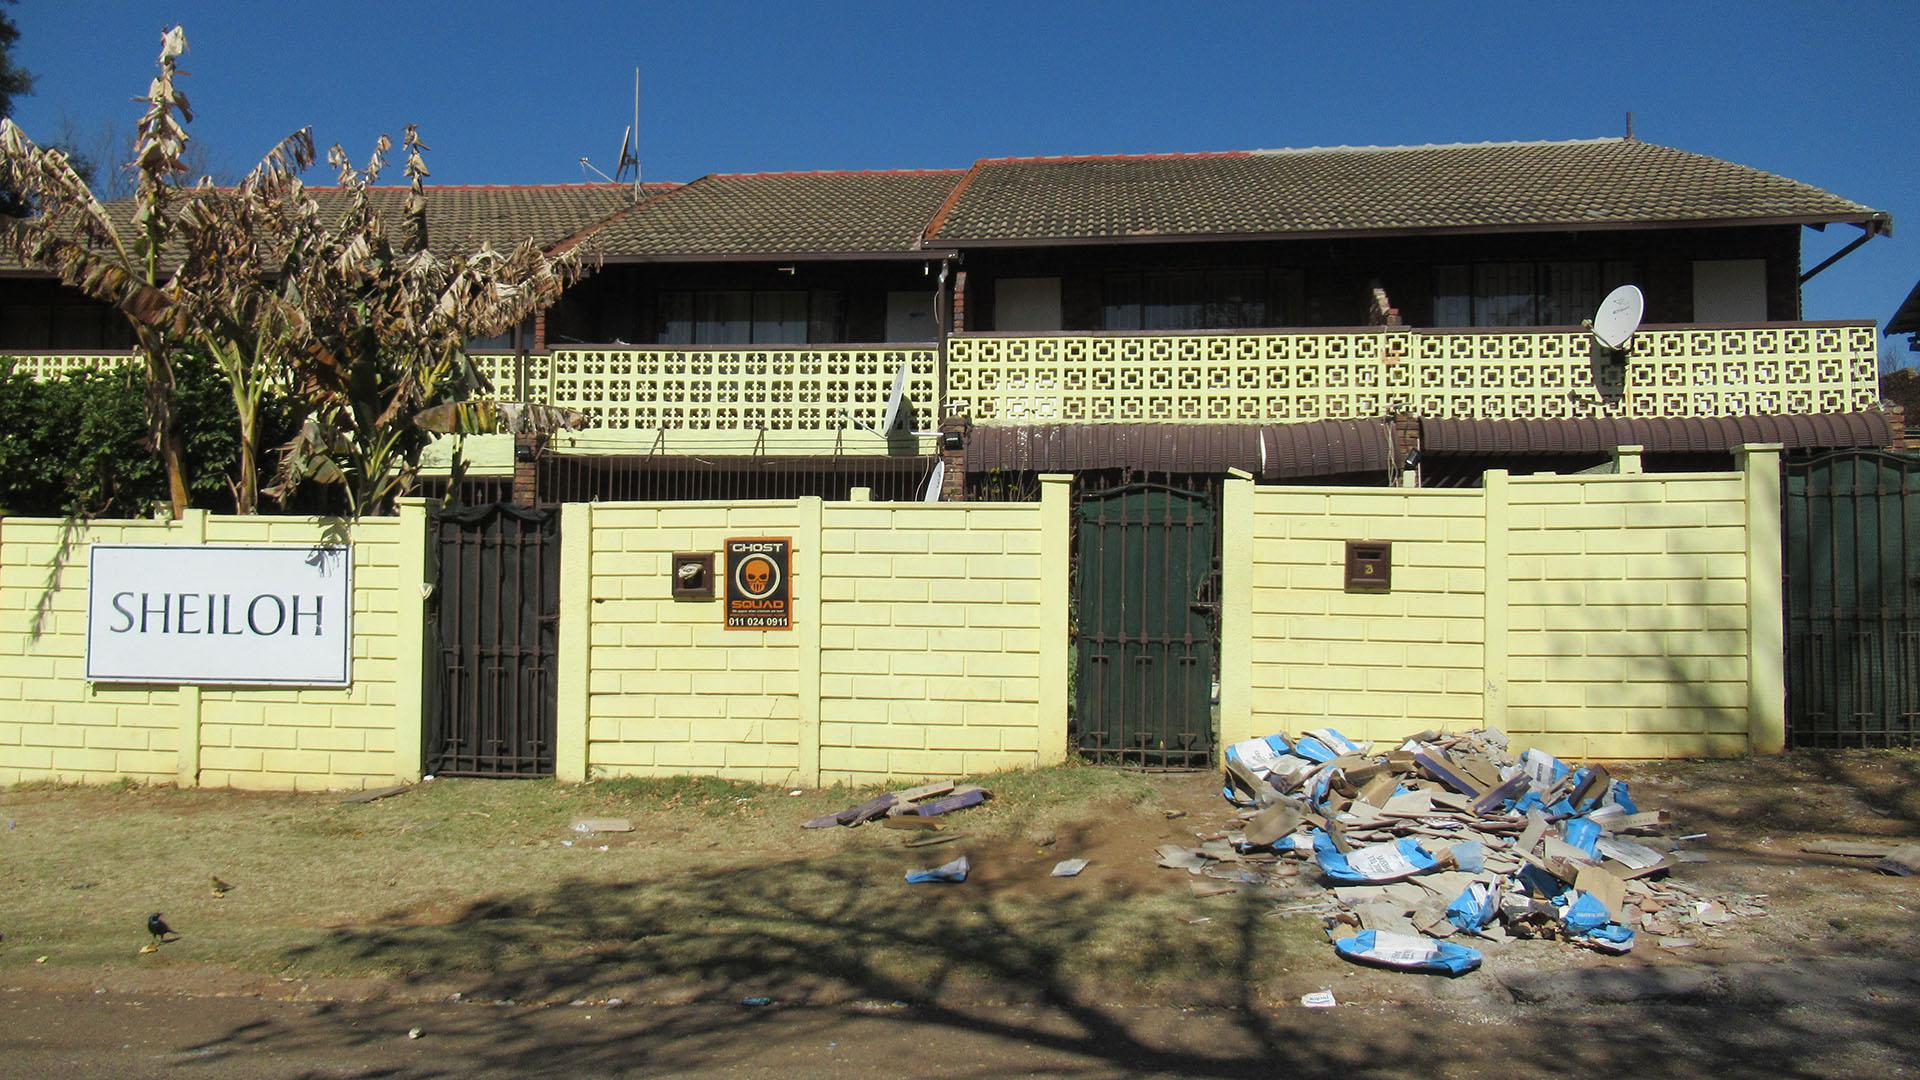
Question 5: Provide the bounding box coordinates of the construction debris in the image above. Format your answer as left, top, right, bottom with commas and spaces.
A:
804, 782, 991, 829
905, 855, 969, 884
1051, 858, 1089, 878
1169, 727, 1765, 975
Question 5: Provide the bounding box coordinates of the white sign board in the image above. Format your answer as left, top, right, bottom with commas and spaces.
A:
86, 544, 354, 686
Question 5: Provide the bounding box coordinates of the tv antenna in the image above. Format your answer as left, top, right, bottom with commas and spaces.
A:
578, 67, 643, 191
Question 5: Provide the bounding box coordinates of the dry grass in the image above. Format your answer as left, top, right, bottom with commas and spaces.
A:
0, 765, 1319, 1004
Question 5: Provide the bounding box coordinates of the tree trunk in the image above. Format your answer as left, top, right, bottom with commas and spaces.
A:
141, 333, 192, 520
235, 408, 258, 515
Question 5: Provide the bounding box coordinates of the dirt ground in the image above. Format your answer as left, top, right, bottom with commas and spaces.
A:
2, 752, 1919, 1017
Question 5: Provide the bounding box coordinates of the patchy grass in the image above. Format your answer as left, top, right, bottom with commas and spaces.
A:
0, 765, 1292, 1004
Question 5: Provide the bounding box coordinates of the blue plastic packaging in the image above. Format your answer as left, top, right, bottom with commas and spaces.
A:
1333, 930, 1483, 975
1312, 830, 1438, 884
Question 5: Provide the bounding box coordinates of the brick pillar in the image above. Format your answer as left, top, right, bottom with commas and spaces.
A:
1889, 405, 1908, 450
950, 271, 967, 333
512, 434, 542, 507
939, 412, 970, 501
1391, 412, 1420, 487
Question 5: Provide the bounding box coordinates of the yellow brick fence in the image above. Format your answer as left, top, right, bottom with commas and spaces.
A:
1218, 445, 1785, 761
3, 452, 1788, 791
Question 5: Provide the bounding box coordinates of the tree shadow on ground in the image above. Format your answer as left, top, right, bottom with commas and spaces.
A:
160, 818, 1920, 1079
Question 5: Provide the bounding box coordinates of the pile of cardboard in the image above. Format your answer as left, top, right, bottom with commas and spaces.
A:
1157, 726, 1755, 973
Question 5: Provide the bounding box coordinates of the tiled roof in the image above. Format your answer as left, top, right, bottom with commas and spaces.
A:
1889, 279, 1920, 335
576, 170, 965, 257
0, 182, 674, 273
925, 139, 1888, 244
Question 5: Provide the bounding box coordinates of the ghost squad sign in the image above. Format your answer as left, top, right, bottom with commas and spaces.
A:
86, 545, 354, 686
725, 537, 791, 630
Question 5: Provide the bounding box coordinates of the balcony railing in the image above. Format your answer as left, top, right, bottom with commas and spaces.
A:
945, 323, 1883, 424
10, 323, 1885, 433
483, 346, 941, 433
3, 351, 131, 379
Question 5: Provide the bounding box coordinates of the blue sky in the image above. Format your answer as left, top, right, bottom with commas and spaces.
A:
10, 1, 1917, 344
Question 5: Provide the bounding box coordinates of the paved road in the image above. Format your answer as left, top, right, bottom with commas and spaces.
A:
5, 957, 1919, 1078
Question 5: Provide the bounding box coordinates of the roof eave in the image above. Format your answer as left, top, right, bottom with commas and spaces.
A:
593, 250, 951, 264
931, 212, 1891, 249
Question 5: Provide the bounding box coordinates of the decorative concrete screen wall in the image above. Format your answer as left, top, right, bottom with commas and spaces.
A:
1219, 446, 1784, 761
0, 507, 427, 790
564, 485, 1070, 786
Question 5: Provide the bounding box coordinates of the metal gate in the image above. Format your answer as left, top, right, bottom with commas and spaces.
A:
1784, 450, 1920, 748
1072, 482, 1220, 767
426, 502, 561, 776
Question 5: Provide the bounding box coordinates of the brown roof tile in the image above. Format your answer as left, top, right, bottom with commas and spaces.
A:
578, 170, 964, 258
0, 182, 672, 273
927, 139, 1887, 244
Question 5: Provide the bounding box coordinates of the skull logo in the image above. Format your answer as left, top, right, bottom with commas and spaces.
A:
743, 557, 773, 596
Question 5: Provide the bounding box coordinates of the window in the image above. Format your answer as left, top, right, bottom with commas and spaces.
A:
1434, 260, 1639, 327
656, 289, 845, 344
1102, 268, 1297, 331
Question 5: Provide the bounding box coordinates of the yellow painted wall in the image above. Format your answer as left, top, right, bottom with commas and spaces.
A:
1245, 487, 1488, 743
582, 503, 806, 783
0, 512, 414, 790
1505, 472, 1753, 759
818, 503, 1047, 785
575, 498, 1062, 785
1233, 458, 1778, 760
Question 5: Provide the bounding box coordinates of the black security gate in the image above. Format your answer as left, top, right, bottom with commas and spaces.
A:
426, 502, 561, 776
1784, 450, 1920, 748
1073, 481, 1220, 767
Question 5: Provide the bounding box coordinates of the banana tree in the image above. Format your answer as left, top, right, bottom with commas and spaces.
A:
265, 127, 584, 518
169, 132, 316, 513
0, 26, 197, 517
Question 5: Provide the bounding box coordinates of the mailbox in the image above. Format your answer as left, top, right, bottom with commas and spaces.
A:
671, 552, 715, 600
1344, 540, 1391, 592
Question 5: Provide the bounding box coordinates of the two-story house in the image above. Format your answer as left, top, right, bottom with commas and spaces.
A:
2, 136, 1897, 503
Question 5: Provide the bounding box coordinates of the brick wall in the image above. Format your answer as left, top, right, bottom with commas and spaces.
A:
1505, 473, 1753, 758
0, 512, 414, 790
818, 503, 1046, 784
1226, 455, 1780, 760
583, 503, 805, 783
1245, 488, 1488, 743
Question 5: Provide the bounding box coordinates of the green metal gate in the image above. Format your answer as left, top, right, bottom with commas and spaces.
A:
1072, 482, 1219, 767
1784, 450, 1920, 748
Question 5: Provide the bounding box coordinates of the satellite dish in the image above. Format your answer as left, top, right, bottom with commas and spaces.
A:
922, 459, 946, 502
1591, 285, 1644, 350
880, 358, 911, 434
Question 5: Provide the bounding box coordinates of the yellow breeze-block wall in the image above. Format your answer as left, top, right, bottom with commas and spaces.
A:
1505, 472, 1753, 760
1243, 487, 1489, 744
581, 503, 805, 783
0, 517, 182, 785
192, 516, 408, 791
0, 511, 419, 790
818, 503, 1048, 785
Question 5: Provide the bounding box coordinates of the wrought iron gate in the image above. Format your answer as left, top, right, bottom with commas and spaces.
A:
1072, 482, 1220, 767
426, 502, 561, 776
1784, 450, 1920, 748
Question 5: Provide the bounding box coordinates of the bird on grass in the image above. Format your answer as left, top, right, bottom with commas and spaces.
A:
210, 876, 233, 899
147, 913, 178, 946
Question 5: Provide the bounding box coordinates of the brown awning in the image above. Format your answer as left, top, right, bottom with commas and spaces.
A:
1421, 413, 1897, 457
967, 421, 1394, 481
